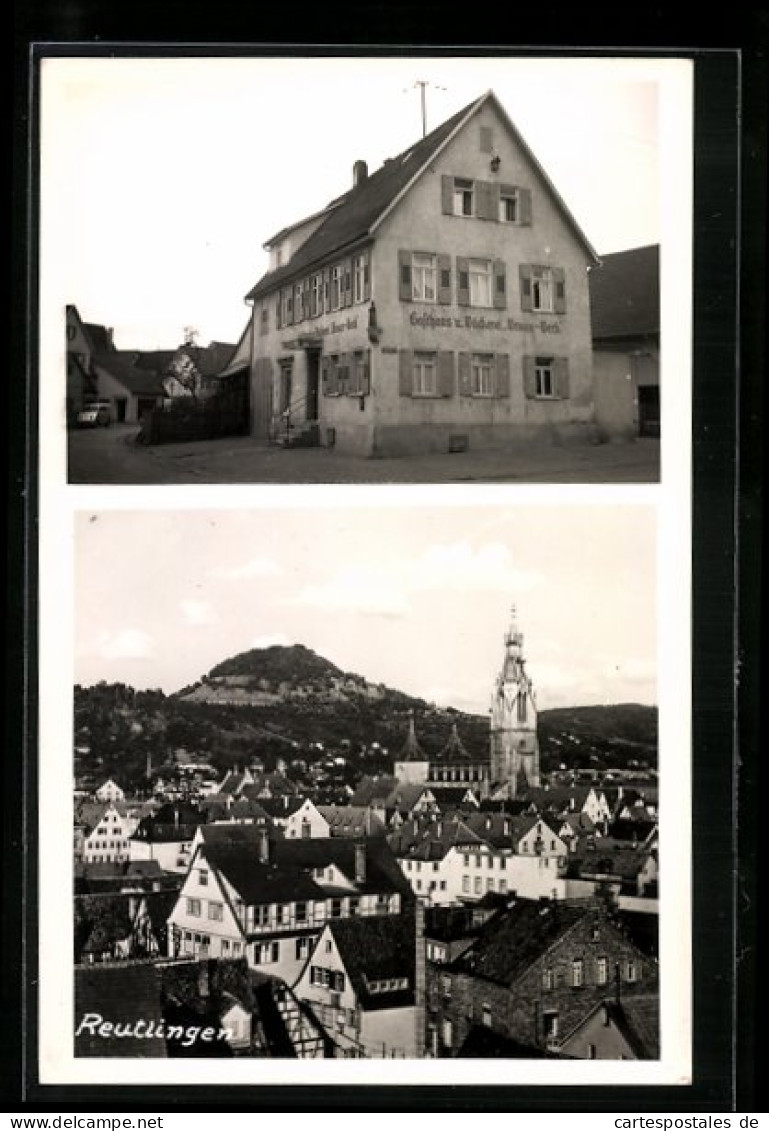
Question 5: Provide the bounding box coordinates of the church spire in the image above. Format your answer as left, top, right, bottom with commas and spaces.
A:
398, 710, 426, 763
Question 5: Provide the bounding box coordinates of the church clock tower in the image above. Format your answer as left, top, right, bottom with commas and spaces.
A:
489, 606, 540, 795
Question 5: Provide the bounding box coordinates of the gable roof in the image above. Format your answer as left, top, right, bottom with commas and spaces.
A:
247, 90, 597, 303
317, 805, 386, 837
589, 244, 660, 340
328, 913, 416, 1010
91, 353, 164, 397
83, 323, 116, 354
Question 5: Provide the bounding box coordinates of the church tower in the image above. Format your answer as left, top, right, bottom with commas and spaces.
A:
489, 606, 540, 795
393, 711, 430, 785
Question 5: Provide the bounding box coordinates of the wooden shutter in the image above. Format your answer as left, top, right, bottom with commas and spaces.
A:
457, 257, 470, 306
437, 254, 452, 305
323, 268, 331, 313
458, 352, 472, 397
321, 357, 330, 396
522, 355, 537, 398
302, 279, 311, 320
519, 189, 532, 225
493, 259, 507, 309
479, 125, 493, 153
476, 180, 498, 221
343, 259, 353, 307
398, 250, 412, 302
553, 268, 567, 314
275, 295, 282, 330
438, 351, 455, 397
363, 252, 371, 301
398, 349, 413, 397
519, 265, 534, 312
495, 353, 510, 398
555, 357, 570, 399
360, 350, 371, 396
441, 175, 454, 215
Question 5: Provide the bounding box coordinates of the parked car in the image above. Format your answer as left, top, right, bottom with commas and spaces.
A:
76, 401, 112, 427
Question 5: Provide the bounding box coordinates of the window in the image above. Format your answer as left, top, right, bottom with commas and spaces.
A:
208, 901, 223, 921
572, 959, 584, 987
442, 1018, 454, 1047
296, 937, 312, 960
296, 902, 308, 924
535, 357, 555, 398
294, 283, 304, 323
331, 265, 342, 310
325, 939, 333, 953
257, 941, 280, 964
469, 259, 493, 307
311, 273, 322, 317
353, 253, 369, 303
330, 899, 343, 918
596, 957, 608, 985
260, 306, 269, 334
588, 1043, 597, 1060
254, 905, 269, 928
198, 869, 208, 886
278, 904, 290, 925
626, 961, 637, 983
186, 898, 201, 917
474, 876, 482, 894
439, 881, 447, 891
532, 268, 553, 312
232, 942, 241, 956
499, 190, 519, 222
471, 354, 494, 396
543, 1011, 559, 1041
411, 253, 437, 302
221, 939, 230, 953
462, 875, 470, 893
542, 967, 554, 990
413, 352, 438, 396
482, 1003, 491, 1027
281, 289, 293, 326
453, 178, 474, 216
486, 878, 494, 891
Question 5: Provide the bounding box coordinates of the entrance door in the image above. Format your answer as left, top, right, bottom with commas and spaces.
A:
115, 397, 128, 423
306, 350, 320, 421
637, 386, 660, 437
279, 363, 293, 415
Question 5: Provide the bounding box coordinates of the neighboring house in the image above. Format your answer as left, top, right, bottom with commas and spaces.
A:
557, 994, 660, 1060
129, 802, 203, 874
65, 305, 105, 421
426, 896, 657, 1057
589, 244, 660, 440
75, 802, 134, 865
89, 353, 165, 423
94, 779, 125, 803
239, 89, 599, 455
316, 805, 387, 839
293, 911, 422, 1058
167, 830, 414, 989
520, 785, 612, 828
257, 796, 331, 839
562, 839, 658, 911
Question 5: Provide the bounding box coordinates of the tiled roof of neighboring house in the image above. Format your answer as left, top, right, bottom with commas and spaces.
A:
559, 993, 660, 1059
428, 786, 480, 811
617, 909, 659, 959
75, 963, 167, 1057
568, 838, 653, 882
83, 323, 115, 353
328, 913, 416, 1011
92, 353, 165, 397
131, 803, 202, 844
257, 796, 308, 820
197, 341, 237, 377
560, 812, 597, 836
274, 837, 413, 898
385, 782, 434, 814
350, 775, 399, 807
204, 844, 325, 906
450, 898, 590, 986
589, 244, 660, 341
425, 904, 489, 944
247, 90, 597, 302
202, 797, 272, 824
458, 1026, 553, 1058
74, 894, 135, 959
317, 805, 386, 837
609, 817, 658, 843
132, 350, 177, 374
241, 772, 298, 799
388, 814, 483, 860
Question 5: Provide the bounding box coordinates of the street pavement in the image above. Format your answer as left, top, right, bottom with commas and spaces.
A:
67, 423, 660, 485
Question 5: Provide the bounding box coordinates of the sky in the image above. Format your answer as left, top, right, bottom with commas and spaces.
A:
73, 501, 657, 712
41, 53, 672, 351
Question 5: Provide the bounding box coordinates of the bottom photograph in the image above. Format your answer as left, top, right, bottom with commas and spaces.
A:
68, 501, 662, 1064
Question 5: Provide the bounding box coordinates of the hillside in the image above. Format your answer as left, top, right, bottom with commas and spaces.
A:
74, 645, 657, 790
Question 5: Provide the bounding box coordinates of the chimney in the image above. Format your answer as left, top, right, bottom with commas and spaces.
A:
257, 827, 271, 865
354, 842, 366, 884
353, 159, 368, 187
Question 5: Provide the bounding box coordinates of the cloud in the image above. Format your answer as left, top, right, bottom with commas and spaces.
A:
99, 629, 156, 660
250, 633, 292, 649
216, 558, 281, 580
180, 599, 218, 626
293, 565, 408, 618
413, 542, 539, 595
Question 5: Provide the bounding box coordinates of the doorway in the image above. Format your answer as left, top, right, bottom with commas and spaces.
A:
306, 350, 320, 421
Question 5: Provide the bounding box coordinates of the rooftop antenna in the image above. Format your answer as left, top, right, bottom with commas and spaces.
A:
404, 80, 447, 138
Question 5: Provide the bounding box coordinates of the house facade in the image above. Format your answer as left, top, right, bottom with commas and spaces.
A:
240, 90, 599, 456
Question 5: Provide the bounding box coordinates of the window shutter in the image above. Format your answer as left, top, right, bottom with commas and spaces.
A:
519, 265, 534, 312
479, 125, 493, 153
457, 257, 470, 306
360, 350, 371, 396
340, 353, 352, 395
555, 357, 571, 398
519, 189, 532, 225
553, 268, 567, 314
343, 259, 353, 307
303, 279, 311, 320
441, 175, 454, 215
276, 295, 282, 330
323, 268, 331, 313
398, 250, 412, 302
326, 359, 339, 396
437, 255, 452, 305
495, 353, 510, 398
363, 252, 371, 301
476, 180, 498, 221
522, 356, 537, 398
438, 351, 455, 397
493, 259, 507, 309
458, 352, 472, 397
399, 349, 413, 397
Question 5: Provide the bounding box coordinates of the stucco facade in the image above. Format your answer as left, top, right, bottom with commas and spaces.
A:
244, 92, 599, 457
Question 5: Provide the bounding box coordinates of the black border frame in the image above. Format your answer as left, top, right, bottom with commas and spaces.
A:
8, 21, 764, 1112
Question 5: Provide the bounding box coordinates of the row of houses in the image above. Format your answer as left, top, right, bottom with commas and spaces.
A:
68, 90, 659, 453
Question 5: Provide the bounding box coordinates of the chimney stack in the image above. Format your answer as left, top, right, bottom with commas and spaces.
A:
258, 826, 271, 865
354, 841, 366, 884
353, 159, 368, 187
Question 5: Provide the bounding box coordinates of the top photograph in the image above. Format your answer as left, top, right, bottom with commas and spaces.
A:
45, 57, 676, 485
